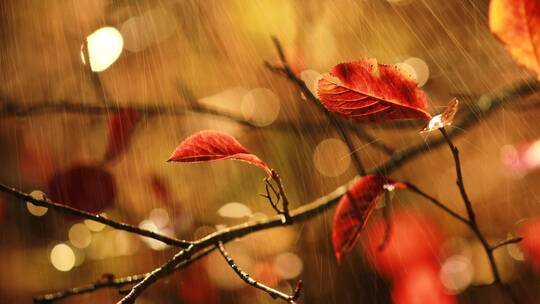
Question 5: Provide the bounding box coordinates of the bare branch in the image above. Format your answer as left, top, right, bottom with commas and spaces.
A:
217, 241, 302, 303
0, 183, 192, 248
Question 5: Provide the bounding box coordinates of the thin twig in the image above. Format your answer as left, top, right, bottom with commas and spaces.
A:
266, 37, 367, 176
271, 169, 292, 222
117, 245, 195, 304
439, 126, 517, 304
0, 183, 192, 248
34, 246, 216, 303
404, 182, 470, 225
217, 241, 302, 303
492, 237, 523, 251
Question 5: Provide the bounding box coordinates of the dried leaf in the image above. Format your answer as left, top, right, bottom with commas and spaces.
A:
104, 110, 141, 163
317, 59, 431, 123
421, 98, 459, 133
168, 130, 272, 176
332, 175, 405, 263
490, 0, 540, 77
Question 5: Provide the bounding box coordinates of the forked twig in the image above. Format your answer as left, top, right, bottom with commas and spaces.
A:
217, 241, 302, 303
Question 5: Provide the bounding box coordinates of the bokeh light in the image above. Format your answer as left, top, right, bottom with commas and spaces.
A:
26, 190, 48, 216
84, 27, 124, 72
218, 202, 253, 218
68, 223, 92, 249
313, 138, 351, 177
50, 243, 76, 272
273, 252, 303, 279
440, 255, 474, 293
404, 57, 430, 87
241, 88, 280, 127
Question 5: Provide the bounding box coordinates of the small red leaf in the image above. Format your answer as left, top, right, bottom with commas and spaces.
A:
104, 110, 141, 163
317, 59, 431, 123
421, 98, 459, 133
168, 130, 272, 176
332, 175, 402, 263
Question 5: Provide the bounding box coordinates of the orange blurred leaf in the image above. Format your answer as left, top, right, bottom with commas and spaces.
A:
490, 0, 540, 77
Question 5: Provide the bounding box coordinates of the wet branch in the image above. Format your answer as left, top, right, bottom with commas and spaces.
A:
217, 241, 302, 303
0, 183, 192, 248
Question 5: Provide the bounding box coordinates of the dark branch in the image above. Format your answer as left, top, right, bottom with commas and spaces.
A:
491, 237, 524, 251
404, 182, 470, 225
33, 246, 216, 303
217, 241, 302, 303
0, 183, 192, 248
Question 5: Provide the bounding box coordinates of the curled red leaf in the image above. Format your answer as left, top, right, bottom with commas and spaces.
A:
317, 59, 431, 123
332, 175, 405, 263
104, 110, 141, 164
168, 130, 272, 176
421, 98, 459, 133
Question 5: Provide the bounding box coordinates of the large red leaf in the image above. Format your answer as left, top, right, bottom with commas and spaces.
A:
332, 175, 404, 263
168, 130, 272, 176
103, 110, 141, 164
317, 59, 431, 123
490, 0, 540, 78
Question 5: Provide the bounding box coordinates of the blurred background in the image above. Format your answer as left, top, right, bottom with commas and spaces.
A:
1, 0, 540, 303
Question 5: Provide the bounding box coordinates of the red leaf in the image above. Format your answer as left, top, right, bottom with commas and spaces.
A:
48, 164, 116, 213
317, 59, 431, 123
104, 110, 141, 163
332, 175, 403, 263
168, 130, 272, 176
